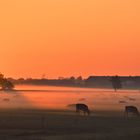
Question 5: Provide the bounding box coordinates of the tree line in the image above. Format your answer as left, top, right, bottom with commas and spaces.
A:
0, 73, 126, 92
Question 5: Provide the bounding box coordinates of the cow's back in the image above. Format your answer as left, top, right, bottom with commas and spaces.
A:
76, 104, 88, 110
125, 106, 139, 117
125, 106, 138, 112
76, 103, 90, 115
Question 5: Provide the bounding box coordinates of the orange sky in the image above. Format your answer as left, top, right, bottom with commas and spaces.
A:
0, 0, 140, 78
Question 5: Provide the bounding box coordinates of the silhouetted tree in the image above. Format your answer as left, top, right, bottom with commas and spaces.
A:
77, 76, 83, 81
69, 76, 75, 81
0, 73, 14, 90
76, 76, 84, 85
110, 75, 122, 92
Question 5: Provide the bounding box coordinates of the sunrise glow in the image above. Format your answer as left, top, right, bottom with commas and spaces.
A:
0, 0, 140, 78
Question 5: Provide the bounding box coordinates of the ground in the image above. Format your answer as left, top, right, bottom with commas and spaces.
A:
0, 109, 140, 140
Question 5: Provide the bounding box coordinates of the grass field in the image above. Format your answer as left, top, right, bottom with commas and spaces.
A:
0, 109, 140, 140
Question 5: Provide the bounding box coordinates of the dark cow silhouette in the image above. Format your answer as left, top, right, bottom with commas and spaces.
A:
76, 103, 90, 116
125, 106, 139, 117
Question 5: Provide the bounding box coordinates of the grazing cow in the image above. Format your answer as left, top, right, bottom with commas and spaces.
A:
125, 106, 139, 117
76, 103, 90, 116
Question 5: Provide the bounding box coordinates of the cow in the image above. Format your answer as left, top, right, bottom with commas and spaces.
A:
76, 103, 90, 116
125, 106, 139, 117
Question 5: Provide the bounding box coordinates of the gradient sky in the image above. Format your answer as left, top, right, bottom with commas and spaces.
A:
0, 0, 140, 78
